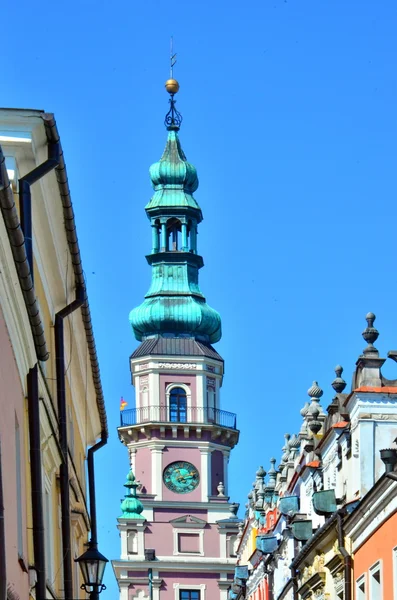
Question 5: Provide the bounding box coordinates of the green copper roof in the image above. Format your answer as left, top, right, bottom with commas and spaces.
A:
130, 120, 222, 344
146, 130, 202, 216
120, 470, 144, 519
130, 295, 222, 344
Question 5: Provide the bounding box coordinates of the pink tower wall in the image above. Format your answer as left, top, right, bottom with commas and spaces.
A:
0, 307, 29, 599
135, 447, 152, 494
162, 446, 202, 501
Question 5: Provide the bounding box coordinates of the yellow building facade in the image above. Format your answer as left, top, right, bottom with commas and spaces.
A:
0, 109, 108, 600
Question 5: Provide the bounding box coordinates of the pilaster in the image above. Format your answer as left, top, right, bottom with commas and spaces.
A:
119, 582, 129, 600
151, 445, 165, 500
200, 447, 212, 501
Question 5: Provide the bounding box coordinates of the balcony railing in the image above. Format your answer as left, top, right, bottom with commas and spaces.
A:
120, 405, 237, 430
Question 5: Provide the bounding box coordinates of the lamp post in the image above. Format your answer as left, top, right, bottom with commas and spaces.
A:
75, 542, 108, 600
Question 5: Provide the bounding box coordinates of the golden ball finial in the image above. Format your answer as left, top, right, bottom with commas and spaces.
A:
165, 78, 180, 94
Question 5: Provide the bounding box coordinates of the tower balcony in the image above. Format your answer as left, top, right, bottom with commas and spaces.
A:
120, 405, 237, 430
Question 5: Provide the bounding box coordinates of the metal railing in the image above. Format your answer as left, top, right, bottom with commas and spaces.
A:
120, 405, 237, 430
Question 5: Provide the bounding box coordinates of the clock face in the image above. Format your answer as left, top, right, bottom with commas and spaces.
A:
163, 461, 200, 494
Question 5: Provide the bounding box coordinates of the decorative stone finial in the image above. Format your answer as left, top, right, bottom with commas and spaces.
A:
229, 503, 239, 517
362, 312, 379, 355
281, 434, 291, 464
217, 482, 225, 497
267, 458, 277, 489
308, 381, 323, 399
120, 470, 145, 519
332, 365, 347, 393
307, 381, 324, 435
256, 466, 266, 478
300, 402, 310, 417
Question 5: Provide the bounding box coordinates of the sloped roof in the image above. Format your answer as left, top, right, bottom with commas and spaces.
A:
130, 336, 223, 361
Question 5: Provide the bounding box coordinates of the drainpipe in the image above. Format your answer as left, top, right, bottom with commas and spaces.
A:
148, 568, 153, 600
86, 431, 108, 600
0, 438, 6, 600
19, 140, 60, 277
337, 512, 352, 600
28, 365, 46, 600
290, 566, 298, 600
55, 286, 85, 600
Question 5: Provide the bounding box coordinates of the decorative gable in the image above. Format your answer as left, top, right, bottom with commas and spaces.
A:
169, 514, 207, 529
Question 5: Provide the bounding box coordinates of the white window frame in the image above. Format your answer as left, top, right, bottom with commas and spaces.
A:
173, 528, 204, 556
369, 561, 382, 600
355, 574, 366, 600
173, 583, 206, 600
166, 383, 192, 421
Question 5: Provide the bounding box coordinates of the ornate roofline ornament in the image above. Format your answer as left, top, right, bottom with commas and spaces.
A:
332, 365, 347, 393
164, 38, 182, 130
362, 312, 379, 356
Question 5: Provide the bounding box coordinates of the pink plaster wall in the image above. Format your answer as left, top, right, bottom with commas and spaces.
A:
159, 572, 221, 600
144, 522, 220, 557
135, 447, 152, 494
211, 450, 224, 495
0, 308, 29, 599
154, 508, 207, 520
203, 524, 220, 556
160, 374, 197, 409
144, 521, 174, 555
162, 447, 202, 501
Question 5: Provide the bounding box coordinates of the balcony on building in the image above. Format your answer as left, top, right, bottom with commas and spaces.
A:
120, 405, 237, 430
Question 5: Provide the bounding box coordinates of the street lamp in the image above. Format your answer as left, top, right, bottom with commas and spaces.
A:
75, 542, 108, 600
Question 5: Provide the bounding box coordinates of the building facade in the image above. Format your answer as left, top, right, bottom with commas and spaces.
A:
112, 80, 241, 600
0, 109, 108, 600
231, 313, 397, 600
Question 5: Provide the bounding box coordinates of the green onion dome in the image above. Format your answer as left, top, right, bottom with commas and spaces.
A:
120, 470, 144, 520
146, 130, 201, 215
130, 295, 222, 344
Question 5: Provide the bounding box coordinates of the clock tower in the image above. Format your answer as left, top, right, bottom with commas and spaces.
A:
112, 78, 240, 600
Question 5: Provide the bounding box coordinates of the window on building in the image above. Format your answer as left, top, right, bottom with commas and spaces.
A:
170, 388, 187, 422
178, 533, 200, 554
356, 575, 365, 600
180, 591, 200, 600
15, 417, 23, 558
369, 563, 382, 600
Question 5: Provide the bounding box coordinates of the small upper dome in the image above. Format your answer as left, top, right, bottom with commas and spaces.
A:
146, 130, 201, 215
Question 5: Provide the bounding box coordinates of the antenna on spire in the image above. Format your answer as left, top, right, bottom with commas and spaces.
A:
170, 36, 177, 78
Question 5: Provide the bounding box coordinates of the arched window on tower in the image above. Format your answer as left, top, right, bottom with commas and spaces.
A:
167, 218, 182, 251
169, 387, 187, 422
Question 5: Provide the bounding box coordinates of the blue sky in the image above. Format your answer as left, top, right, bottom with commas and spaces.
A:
2, 0, 397, 595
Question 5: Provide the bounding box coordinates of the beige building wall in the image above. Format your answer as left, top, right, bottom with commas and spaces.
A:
0, 109, 107, 600
0, 306, 30, 600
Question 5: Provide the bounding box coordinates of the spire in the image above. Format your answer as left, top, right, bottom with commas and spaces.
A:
120, 470, 145, 519
129, 78, 222, 344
